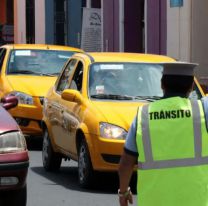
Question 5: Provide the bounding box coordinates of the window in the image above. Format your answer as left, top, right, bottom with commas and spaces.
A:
7, 49, 74, 75
26, 0, 35, 43
89, 63, 163, 97
0, 48, 6, 72
54, 0, 68, 45
82, 0, 86, 7
91, 0, 101, 8
69, 61, 84, 91
56, 59, 77, 92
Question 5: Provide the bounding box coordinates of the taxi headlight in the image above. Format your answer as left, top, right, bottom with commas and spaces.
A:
99, 122, 127, 140
8, 91, 34, 105
0, 131, 27, 153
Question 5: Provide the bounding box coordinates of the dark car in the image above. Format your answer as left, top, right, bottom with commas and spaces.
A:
0, 96, 29, 206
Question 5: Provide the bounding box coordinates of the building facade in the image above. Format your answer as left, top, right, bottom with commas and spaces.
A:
102, 0, 167, 54
12, 0, 166, 53
4, 0, 208, 80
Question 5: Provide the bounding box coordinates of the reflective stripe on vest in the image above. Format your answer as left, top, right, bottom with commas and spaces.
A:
138, 100, 205, 170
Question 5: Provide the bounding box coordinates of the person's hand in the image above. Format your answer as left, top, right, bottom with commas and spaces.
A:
119, 190, 133, 206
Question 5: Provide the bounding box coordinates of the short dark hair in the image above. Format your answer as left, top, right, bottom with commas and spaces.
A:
161, 75, 194, 94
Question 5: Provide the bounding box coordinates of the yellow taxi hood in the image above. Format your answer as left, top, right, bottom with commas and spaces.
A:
90, 101, 147, 129
6, 76, 57, 96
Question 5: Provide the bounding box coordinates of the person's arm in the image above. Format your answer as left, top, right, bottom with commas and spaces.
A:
118, 151, 137, 206
118, 116, 138, 206
202, 96, 208, 131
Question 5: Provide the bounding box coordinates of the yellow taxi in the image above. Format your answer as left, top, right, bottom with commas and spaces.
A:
41, 52, 205, 188
0, 44, 83, 137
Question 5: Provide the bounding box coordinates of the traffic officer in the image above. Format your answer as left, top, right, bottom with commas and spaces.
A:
118, 62, 208, 206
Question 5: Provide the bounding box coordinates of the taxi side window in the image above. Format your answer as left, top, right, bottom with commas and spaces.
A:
0, 48, 6, 72
69, 61, 83, 92
56, 59, 77, 93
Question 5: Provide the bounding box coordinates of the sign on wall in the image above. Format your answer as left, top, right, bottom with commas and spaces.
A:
170, 0, 183, 7
2, 25, 14, 43
81, 8, 101, 52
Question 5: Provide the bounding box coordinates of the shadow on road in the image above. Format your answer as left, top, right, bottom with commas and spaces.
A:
27, 136, 137, 194
30, 165, 137, 194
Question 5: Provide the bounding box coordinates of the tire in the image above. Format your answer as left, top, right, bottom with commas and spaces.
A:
1, 185, 27, 206
42, 128, 62, 171
78, 139, 94, 188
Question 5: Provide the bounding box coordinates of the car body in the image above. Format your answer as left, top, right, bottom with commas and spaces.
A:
0, 44, 83, 137
41, 52, 205, 188
0, 95, 29, 206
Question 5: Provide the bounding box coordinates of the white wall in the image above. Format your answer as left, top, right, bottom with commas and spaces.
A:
191, 0, 208, 77
14, 0, 26, 43
35, 0, 45, 43
167, 0, 191, 62
167, 0, 208, 78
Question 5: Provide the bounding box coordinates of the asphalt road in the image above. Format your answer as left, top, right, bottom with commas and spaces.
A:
26, 139, 137, 206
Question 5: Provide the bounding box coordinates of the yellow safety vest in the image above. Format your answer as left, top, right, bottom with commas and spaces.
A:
136, 97, 208, 206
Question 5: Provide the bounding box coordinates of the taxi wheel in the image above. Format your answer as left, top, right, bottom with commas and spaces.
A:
42, 128, 62, 171
78, 139, 94, 188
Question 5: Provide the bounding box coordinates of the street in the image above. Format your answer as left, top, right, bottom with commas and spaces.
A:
26, 139, 137, 206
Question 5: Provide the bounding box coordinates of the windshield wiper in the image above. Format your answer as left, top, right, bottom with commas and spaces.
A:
90, 94, 162, 101
134, 96, 162, 102
40, 73, 57, 76
49, 72, 60, 76
90, 94, 134, 100
9, 70, 55, 76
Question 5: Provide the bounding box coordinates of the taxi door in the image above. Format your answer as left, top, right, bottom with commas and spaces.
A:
58, 60, 84, 156
50, 59, 78, 149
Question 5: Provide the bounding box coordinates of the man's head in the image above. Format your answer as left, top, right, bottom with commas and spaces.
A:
161, 62, 198, 96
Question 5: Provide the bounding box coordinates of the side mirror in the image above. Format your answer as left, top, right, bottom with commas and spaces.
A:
61, 89, 83, 105
1, 95, 18, 110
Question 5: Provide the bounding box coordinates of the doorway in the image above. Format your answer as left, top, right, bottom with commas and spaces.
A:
124, 0, 144, 52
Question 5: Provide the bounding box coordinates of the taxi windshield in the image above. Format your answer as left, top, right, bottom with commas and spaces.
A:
7, 49, 74, 76
88, 63, 164, 101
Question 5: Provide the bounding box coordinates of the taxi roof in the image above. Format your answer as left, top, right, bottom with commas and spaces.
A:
73, 52, 177, 63
1, 44, 83, 52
